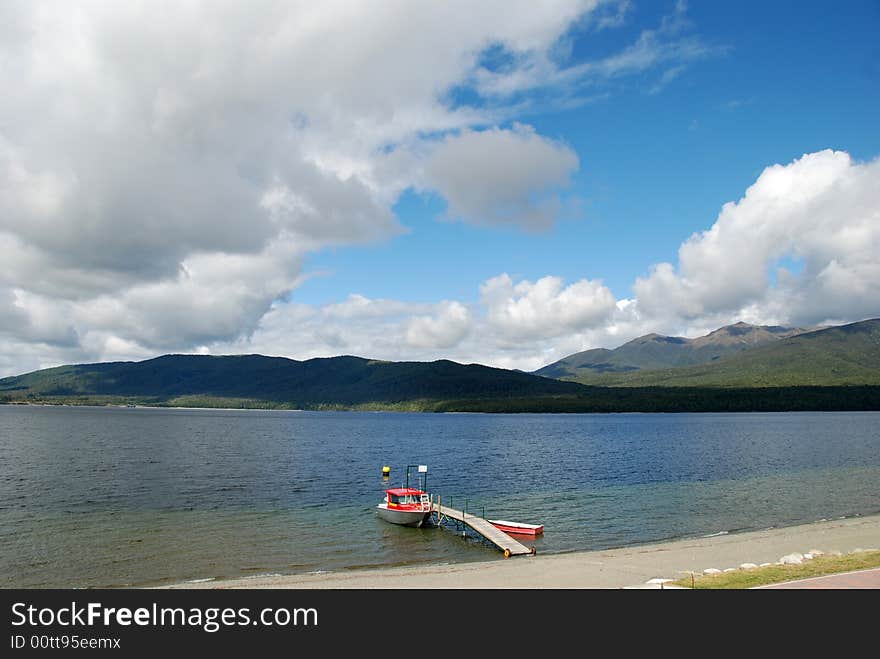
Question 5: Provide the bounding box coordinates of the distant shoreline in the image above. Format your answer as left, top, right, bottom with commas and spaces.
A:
162, 514, 880, 589
4, 385, 880, 414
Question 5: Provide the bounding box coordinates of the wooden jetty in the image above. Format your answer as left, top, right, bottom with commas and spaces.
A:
432, 498, 535, 557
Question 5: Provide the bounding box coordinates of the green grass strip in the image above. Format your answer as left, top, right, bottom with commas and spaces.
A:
672, 550, 880, 589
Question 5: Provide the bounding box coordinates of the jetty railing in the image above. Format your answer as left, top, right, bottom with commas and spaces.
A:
430, 494, 534, 557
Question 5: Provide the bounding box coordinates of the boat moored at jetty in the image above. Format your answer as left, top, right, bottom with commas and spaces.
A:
377, 464, 433, 527
376, 464, 541, 557
488, 519, 544, 536
376, 487, 433, 527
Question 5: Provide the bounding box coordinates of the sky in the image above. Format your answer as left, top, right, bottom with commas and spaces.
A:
1, 0, 879, 377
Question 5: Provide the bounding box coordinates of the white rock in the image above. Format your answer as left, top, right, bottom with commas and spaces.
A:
803, 553, 813, 560
779, 553, 804, 565
703, 568, 722, 575
723, 568, 737, 573
647, 578, 674, 584
740, 563, 758, 570
624, 583, 686, 589
759, 563, 773, 567
808, 549, 824, 557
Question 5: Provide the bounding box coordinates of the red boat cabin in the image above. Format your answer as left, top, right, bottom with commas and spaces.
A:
384, 487, 428, 510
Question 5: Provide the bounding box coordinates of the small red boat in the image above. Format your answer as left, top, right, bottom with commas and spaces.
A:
377, 464, 434, 528
377, 487, 433, 528
488, 519, 544, 536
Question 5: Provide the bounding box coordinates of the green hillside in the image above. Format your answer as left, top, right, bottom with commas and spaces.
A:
1, 319, 878, 412
0, 353, 587, 407
556, 319, 880, 387
536, 322, 807, 380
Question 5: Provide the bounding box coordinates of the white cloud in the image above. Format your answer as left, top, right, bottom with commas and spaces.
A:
73, 242, 306, 349
1, 4, 873, 380
406, 302, 471, 349
227, 296, 464, 364
202, 149, 880, 374
0, 0, 611, 374
633, 150, 880, 327
649, 64, 687, 95
3, 145, 879, 378
423, 124, 579, 230
322, 294, 419, 321
481, 273, 617, 340
472, 0, 720, 100
594, 0, 633, 31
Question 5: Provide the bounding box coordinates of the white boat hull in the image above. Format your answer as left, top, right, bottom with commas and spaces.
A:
376, 504, 431, 527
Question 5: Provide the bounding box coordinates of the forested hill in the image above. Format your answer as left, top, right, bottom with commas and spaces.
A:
535, 321, 810, 380
0, 354, 587, 407
536, 319, 880, 387
2, 321, 879, 413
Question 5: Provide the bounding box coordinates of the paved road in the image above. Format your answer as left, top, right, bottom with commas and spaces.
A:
755, 567, 880, 589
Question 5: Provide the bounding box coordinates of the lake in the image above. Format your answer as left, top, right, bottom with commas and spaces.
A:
1, 405, 878, 587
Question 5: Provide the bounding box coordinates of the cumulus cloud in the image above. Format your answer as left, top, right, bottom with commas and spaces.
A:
481, 273, 617, 340
2, 3, 871, 380
72, 242, 306, 349
0, 0, 612, 375
633, 150, 880, 327
406, 302, 471, 349
207, 149, 880, 373
322, 294, 417, 321
423, 124, 579, 230
3, 0, 722, 377
211, 287, 609, 371
227, 296, 467, 363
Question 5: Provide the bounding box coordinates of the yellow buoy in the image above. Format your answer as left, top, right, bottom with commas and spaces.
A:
382, 465, 391, 478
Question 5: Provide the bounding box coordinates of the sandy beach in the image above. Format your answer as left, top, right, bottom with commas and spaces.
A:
167, 513, 880, 589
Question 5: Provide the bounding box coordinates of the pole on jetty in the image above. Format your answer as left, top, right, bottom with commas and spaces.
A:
405, 464, 428, 491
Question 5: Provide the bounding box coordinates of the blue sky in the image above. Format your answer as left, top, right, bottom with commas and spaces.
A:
1, 0, 878, 375
301, 1, 880, 305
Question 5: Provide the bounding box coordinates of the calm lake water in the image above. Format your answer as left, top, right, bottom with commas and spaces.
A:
1, 405, 878, 587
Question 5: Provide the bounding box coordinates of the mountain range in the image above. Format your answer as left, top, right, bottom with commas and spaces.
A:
1, 318, 878, 412
0, 354, 584, 409
534, 319, 880, 387
535, 322, 809, 379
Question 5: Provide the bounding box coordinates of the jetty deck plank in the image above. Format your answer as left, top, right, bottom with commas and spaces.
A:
431, 502, 534, 556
